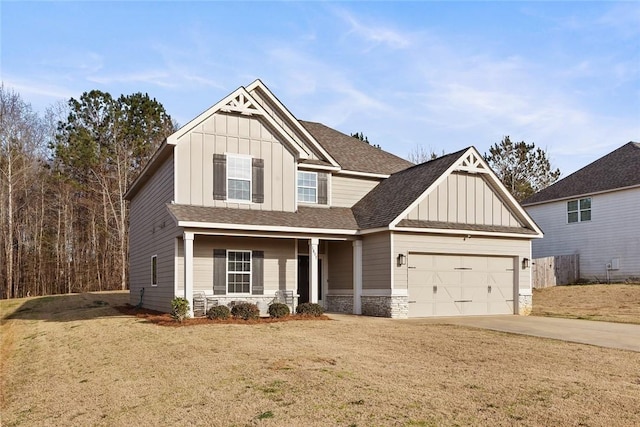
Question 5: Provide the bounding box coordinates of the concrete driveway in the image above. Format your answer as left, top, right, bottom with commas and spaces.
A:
418, 315, 640, 352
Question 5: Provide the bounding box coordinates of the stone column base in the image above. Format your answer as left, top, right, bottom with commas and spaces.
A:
326, 295, 353, 314
361, 295, 408, 319
518, 294, 532, 315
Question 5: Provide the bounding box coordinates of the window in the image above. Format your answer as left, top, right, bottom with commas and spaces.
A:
227, 155, 252, 201
567, 198, 591, 223
227, 251, 251, 293
298, 171, 317, 203
151, 255, 157, 286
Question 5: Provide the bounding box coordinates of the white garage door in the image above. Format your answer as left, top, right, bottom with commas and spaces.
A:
407, 254, 514, 317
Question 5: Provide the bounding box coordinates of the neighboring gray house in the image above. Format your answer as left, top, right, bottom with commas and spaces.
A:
124, 80, 542, 318
522, 142, 640, 282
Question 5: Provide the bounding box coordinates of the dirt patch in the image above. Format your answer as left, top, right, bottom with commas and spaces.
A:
532, 284, 640, 324
2, 292, 640, 426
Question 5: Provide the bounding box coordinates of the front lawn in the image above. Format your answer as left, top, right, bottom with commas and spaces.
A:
532, 284, 640, 324
1, 291, 639, 426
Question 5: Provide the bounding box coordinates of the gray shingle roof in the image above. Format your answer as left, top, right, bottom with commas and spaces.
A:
300, 121, 414, 175
522, 142, 640, 206
351, 148, 467, 229
397, 219, 539, 235
167, 204, 359, 231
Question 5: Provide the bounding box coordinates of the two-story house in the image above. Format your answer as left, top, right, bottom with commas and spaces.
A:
124, 80, 542, 318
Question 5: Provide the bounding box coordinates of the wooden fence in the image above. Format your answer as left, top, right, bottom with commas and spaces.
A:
532, 254, 580, 289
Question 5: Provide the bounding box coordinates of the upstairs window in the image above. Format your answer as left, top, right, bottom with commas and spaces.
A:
298, 171, 318, 203
227, 155, 252, 202
567, 198, 591, 223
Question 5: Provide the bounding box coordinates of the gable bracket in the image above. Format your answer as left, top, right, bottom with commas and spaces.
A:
456, 152, 488, 174
220, 93, 263, 116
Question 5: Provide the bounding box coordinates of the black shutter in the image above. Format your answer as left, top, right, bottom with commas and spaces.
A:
318, 172, 328, 205
213, 249, 226, 295
252, 250, 264, 295
213, 154, 226, 200
252, 158, 264, 203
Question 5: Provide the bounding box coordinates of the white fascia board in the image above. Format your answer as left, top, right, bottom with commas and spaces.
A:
336, 169, 390, 179
357, 227, 391, 235
388, 148, 473, 228
390, 226, 543, 239
182, 229, 354, 241
297, 163, 341, 172
521, 184, 640, 208
177, 221, 358, 236
246, 80, 341, 168
167, 86, 310, 160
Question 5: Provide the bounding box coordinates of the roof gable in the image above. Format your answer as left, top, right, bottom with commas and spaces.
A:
353, 147, 542, 236
300, 121, 414, 176
522, 142, 640, 206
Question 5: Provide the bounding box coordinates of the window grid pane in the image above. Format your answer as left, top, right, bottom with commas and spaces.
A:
227, 251, 251, 294
227, 156, 251, 201
297, 171, 318, 203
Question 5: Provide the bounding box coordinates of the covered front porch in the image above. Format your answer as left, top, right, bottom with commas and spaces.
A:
178, 230, 363, 317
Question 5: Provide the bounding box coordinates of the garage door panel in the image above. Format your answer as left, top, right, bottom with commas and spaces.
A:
408, 253, 515, 318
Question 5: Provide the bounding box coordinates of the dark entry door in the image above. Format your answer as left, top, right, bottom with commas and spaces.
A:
298, 255, 322, 304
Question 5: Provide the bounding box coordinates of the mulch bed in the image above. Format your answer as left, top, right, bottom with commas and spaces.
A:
115, 304, 329, 327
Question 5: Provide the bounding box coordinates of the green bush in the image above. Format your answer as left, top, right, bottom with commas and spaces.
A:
206, 305, 231, 320
268, 302, 290, 318
170, 297, 190, 322
295, 302, 324, 317
230, 302, 260, 320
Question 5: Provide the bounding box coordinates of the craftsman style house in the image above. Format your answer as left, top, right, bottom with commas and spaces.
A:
522, 142, 640, 282
125, 80, 542, 318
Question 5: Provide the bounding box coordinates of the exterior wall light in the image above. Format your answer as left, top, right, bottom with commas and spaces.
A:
397, 253, 406, 267
522, 258, 530, 269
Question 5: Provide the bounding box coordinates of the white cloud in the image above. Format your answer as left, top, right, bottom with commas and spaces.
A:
334, 7, 411, 50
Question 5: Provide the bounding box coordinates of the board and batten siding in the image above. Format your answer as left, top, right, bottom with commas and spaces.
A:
327, 241, 354, 291
176, 236, 296, 296
405, 172, 521, 227
331, 175, 381, 208
362, 232, 392, 290
174, 112, 297, 212
128, 155, 177, 312
393, 233, 531, 294
526, 188, 640, 281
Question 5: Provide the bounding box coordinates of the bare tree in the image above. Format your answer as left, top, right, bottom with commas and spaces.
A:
407, 144, 442, 164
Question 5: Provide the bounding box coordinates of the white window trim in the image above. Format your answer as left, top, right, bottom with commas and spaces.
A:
226, 249, 252, 295
567, 197, 591, 224
297, 170, 318, 204
226, 153, 252, 203
151, 254, 158, 286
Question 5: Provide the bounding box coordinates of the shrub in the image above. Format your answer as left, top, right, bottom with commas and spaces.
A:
296, 302, 324, 317
230, 302, 260, 320
268, 302, 290, 318
206, 305, 231, 320
170, 297, 190, 322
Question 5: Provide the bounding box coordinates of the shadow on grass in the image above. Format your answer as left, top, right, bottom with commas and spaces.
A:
1, 291, 135, 323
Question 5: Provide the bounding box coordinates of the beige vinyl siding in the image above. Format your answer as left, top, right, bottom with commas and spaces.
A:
331, 175, 381, 207
327, 241, 353, 290
362, 232, 392, 290
176, 236, 296, 296
526, 188, 640, 281
405, 172, 521, 227
174, 112, 297, 212
128, 155, 177, 312
393, 232, 531, 294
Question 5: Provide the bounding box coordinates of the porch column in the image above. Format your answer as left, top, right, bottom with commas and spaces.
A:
183, 231, 194, 317
353, 239, 362, 314
309, 238, 319, 304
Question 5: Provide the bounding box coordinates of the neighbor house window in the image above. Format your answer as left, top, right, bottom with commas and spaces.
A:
227, 155, 252, 202
227, 250, 251, 293
297, 171, 318, 203
567, 198, 591, 223
151, 255, 157, 286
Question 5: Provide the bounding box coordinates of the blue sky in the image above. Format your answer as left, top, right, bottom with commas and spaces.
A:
2, 1, 639, 176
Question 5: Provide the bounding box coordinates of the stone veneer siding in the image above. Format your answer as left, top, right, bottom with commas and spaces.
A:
361, 295, 408, 319
326, 295, 353, 314
518, 294, 532, 316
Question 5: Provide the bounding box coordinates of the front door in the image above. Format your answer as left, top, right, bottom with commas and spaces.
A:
297, 255, 324, 304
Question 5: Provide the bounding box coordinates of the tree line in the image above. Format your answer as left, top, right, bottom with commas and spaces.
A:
1, 85, 175, 299
2, 85, 559, 300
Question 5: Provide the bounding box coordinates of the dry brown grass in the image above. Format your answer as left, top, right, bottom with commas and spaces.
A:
532, 284, 640, 324
2, 291, 639, 426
